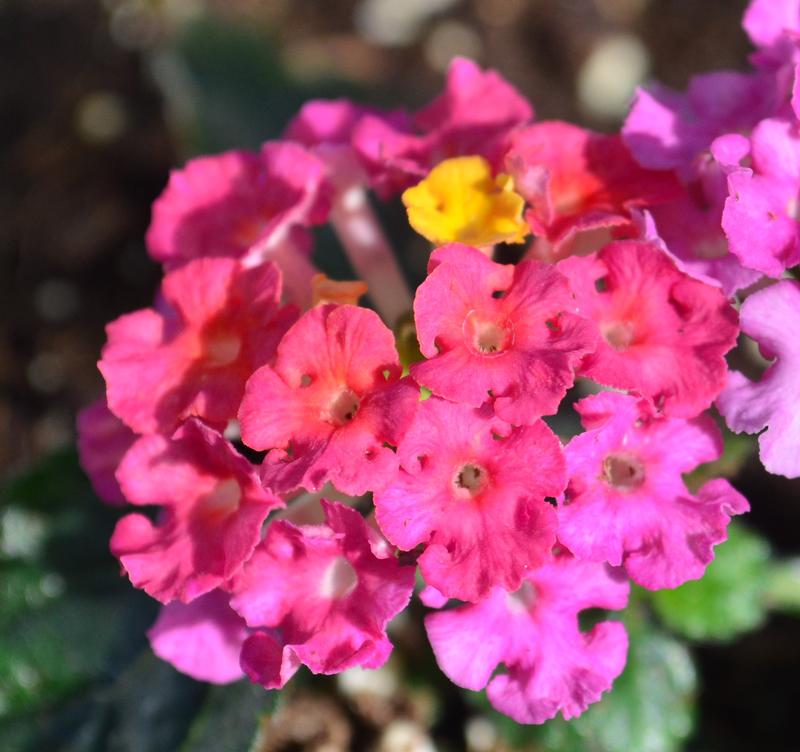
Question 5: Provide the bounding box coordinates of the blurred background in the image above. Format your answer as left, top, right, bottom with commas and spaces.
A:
3, 1, 800, 750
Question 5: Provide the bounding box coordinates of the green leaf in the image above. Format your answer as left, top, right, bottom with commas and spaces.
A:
650, 522, 770, 642
765, 557, 800, 615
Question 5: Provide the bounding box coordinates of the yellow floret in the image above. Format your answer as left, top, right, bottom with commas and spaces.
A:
401, 155, 529, 247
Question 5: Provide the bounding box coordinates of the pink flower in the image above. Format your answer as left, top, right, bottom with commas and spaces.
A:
147, 142, 329, 266
622, 71, 778, 174
649, 162, 762, 296
353, 58, 532, 197
560, 392, 749, 589
717, 279, 800, 478
111, 418, 283, 603
76, 398, 136, 505
239, 303, 418, 496
374, 397, 563, 602
425, 555, 629, 724
721, 118, 800, 276
228, 500, 415, 689
100, 258, 295, 434
505, 121, 680, 260
743, 0, 800, 69
411, 244, 598, 423
558, 240, 738, 417
148, 589, 249, 684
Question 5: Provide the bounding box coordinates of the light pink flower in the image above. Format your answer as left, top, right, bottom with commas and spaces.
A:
411, 244, 597, 423
425, 555, 629, 724
148, 589, 249, 684
111, 418, 283, 603
374, 397, 563, 602
717, 279, 800, 478
76, 398, 136, 505
229, 500, 415, 689
505, 121, 680, 260
239, 303, 418, 496
560, 392, 749, 589
721, 118, 800, 276
558, 240, 738, 417
353, 58, 532, 197
100, 258, 295, 435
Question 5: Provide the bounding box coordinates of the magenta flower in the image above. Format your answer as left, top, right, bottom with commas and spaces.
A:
111, 418, 283, 604
558, 240, 738, 417
743, 0, 800, 69
239, 303, 418, 495
229, 500, 415, 689
412, 244, 597, 423
352, 57, 532, 197
559, 392, 748, 589
717, 279, 800, 478
722, 118, 800, 276
505, 121, 680, 260
374, 397, 563, 602
148, 590, 249, 684
99, 258, 295, 435
76, 398, 136, 505
622, 71, 777, 174
425, 555, 629, 724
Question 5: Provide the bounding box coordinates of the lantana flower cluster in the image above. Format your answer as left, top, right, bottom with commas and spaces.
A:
78, 0, 799, 725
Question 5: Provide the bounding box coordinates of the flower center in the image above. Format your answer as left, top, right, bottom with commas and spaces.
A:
463, 310, 514, 355
324, 389, 360, 427
320, 556, 358, 599
453, 462, 489, 499
601, 321, 635, 351
204, 333, 242, 366
507, 580, 538, 613
603, 453, 646, 490
199, 477, 242, 518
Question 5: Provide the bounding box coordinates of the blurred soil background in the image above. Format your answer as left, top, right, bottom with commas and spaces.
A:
2, 0, 800, 750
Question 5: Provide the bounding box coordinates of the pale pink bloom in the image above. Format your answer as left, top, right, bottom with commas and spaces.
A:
353, 58, 532, 197
426, 555, 629, 724
100, 258, 295, 435
111, 418, 283, 603
229, 500, 415, 688
148, 589, 249, 684
717, 279, 800, 478
558, 241, 738, 417
721, 118, 800, 276
76, 398, 136, 505
239, 304, 418, 496
374, 397, 563, 602
505, 121, 679, 261
560, 392, 749, 589
411, 244, 597, 423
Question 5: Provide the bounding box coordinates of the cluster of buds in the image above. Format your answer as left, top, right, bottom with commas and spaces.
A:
78, 0, 799, 725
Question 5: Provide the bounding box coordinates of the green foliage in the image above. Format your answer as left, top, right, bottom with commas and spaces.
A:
651, 523, 771, 642
0, 448, 272, 752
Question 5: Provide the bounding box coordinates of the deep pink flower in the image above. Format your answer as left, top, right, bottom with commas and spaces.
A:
352, 57, 532, 197
622, 71, 778, 174
374, 397, 563, 603
425, 555, 629, 724
411, 244, 598, 423
717, 280, 800, 478
558, 240, 738, 417
239, 303, 418, 496
505, 121, 680, 260
76, 398, 136, 505
229, 500, 415, 689
721, 118, 800, 276
148, 589, 249, 684
560, 392, 749, 589
100, 258, 295, 435
111, 418, 283, 603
